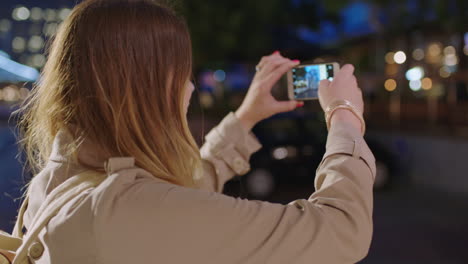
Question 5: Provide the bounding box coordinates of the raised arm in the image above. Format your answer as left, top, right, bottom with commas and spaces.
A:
195, 51, 301, 192
196, 112, 262, 192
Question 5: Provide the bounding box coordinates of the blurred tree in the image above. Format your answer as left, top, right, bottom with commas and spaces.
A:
167, 0, 466, 68
173, 0, 322, 67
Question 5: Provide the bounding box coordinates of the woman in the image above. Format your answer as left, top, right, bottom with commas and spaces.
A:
16, 0, 375, 263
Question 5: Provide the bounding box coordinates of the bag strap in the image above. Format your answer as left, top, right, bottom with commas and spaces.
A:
13, 157, 135, 264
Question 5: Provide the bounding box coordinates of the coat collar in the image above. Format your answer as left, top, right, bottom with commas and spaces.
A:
48, 127, 107, 169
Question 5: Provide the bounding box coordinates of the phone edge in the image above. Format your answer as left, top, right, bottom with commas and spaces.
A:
287, 70, 294, 100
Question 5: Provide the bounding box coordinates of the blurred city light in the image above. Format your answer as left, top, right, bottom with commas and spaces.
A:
59, 8, 72, 21
428, 42, 442, 57
199, 91, 214, 108
409, 80, 422, 91
213, 69, 226, 82
0, 19, 12, 33
412, 48, 424, 61
12, 37, 26, 53
28, 36, 44, 52
30, 7, 43, 21
426, 42, 443, 64
394, 51, 406, 64
245, 169, 275, 198
385, 52, 395, 64
19, 87, 30, 100
2, 85, 20, 102
443, 46, 456, 55
31, 54, 46, 68
272, 147, 288, 160
384, 79, 397, 92
444, 54, 458, 66
439, 66, 450, 78
43, 22, 59, 36
12, 6, 30, 21
421, 77, 432, 90
405, 66, 424, 81
44, 9, 57, 22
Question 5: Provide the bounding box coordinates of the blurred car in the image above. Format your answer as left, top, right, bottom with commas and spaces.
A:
227, 111, 399, 199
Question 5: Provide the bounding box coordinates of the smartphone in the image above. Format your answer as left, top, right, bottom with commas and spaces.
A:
287, 62, 340, 100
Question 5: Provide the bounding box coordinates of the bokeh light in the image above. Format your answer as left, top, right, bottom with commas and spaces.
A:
28, 35, 44, 52
44, 9, 57, 22
412, 48, 424, 61
439, 66, 450, 78
421, 77, 432, 90
30, 7, 43, 21
385, 52, 395, 64
19, 88, 30, 100
428, 42, 442, 57
31, 54, 46, 68
12, 6, 30, 21
2, 85, 20, 101
58, 8, 72, 21
12, 37, 26, 53
199, 91, 214, 108
272, 147, 288, 160
213, 69, 226, 82
43, 22, 59, 36
409, 80, 422, 91
443, 46, 456, 55
394, 51, 406, 64
384, 79, 397, 92
405, 66, 424, 81
444, 54, 458, 66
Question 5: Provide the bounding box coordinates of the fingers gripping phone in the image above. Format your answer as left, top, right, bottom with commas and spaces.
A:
287, 62, 340, 100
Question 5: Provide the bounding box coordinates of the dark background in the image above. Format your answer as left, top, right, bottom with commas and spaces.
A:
1, 0, 467, 263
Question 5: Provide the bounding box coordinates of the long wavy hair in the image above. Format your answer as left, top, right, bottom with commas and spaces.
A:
16, 0, 201, 188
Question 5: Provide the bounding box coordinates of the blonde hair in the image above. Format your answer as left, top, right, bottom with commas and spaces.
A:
16, 0, 201, 188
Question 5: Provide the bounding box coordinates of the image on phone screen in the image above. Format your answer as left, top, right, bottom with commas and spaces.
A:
292, 64, 335, 100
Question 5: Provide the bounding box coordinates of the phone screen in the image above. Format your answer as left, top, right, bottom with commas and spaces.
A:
292, 64, 335, 100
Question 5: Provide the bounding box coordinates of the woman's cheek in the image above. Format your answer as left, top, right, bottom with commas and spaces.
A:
184, 82, 195, 112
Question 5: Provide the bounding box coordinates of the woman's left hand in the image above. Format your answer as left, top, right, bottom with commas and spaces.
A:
235, 52, 302, 131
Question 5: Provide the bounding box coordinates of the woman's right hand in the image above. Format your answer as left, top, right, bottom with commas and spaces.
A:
318, 64, 364, 132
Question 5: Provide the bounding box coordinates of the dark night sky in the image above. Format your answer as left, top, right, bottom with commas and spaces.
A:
1, 0, 78, 10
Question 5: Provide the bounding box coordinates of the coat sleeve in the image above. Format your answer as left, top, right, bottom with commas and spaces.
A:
97, 121, 376, 264
195, 112, 262, 193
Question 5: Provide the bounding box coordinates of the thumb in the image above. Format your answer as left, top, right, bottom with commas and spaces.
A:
274, 100, 300, 113
319, 79, 331, 90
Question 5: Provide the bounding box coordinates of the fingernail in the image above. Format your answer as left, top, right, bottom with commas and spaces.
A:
273, 50, 280, 54
296, 102, 304, 107
293, 59, 300, 63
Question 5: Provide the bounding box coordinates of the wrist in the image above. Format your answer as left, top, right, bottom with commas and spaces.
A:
330, 109, 362, 132
234, 109, 257, 132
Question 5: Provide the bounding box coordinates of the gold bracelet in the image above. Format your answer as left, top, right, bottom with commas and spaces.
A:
325, 100, 366, 135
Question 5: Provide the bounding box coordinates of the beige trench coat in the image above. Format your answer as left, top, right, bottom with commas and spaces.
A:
23, 112, 376, 264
